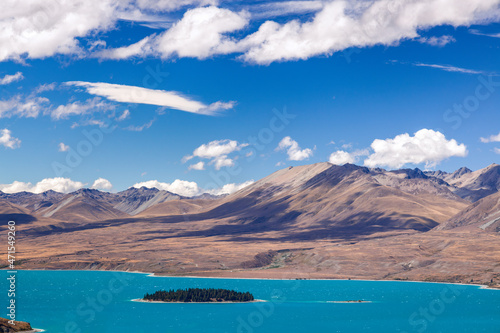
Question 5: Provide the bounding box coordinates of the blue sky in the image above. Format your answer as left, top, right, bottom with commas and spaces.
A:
1, 0, 500, 195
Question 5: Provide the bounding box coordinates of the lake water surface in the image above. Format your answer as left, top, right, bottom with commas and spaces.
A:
2, 270, 499, 332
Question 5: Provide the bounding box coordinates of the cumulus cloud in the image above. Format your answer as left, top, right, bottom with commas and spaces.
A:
207, 180, 254, 195
0, 0, 118, 62
133, 179, 201, 197
155, 6, 249, 59
2, 1, 500, 64
188, 161, 205, 171
239, 0, 500, 64
66, 81, 233, 115
183, 139, 248, 170
418, 35, 456, 47
0, 72, 23, 85
480, 132, 500, 143
100, 6, 249, 60
91, 178, 113, 191
133, 178, 253, 196
276, 136, 313, 161
0, 178, 84, 194
328, 149, 369, 165
58, 142, 69, 152
329, 150, 355, 165
363, 129, 468, 169
0, 129, 21, 149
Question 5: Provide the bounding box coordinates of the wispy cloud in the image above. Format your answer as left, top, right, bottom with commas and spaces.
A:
417, 35, 455, 47
124, 119, 155, 132
0, 72, 23, 85
66, 81, 233, 115
469, 29, 500, 38
248, 1, 325, 20
414, 63, 487, 75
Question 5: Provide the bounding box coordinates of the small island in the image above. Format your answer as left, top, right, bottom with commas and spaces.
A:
142, 288, 255, 303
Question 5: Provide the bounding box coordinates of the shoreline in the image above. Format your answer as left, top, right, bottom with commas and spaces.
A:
4, 268, 499, 290
131, 298, 266, 304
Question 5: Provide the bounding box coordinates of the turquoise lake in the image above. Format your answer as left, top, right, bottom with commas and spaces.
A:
2, 270, 499, 332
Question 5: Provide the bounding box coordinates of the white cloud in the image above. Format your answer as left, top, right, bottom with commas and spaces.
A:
116, 109, 130, 121
136, 0, 218, 12
207, 180, 254, 195
183, 139, 248, 170
97, 35, 156, 60
480, 132, 500, 143
469, 29, 500, 38
0, 95, 49, 119
124, 119, 155, 132
188, 161, 205, 171
328, 149, 369, 165
249, 1, 325, 20
0, 178, 84, 194
133, 179, 201, 197
91, 178, 113, 191
0, 0, 118, 62
276, 136, 313, 161
49, 98, 114, 120
101, 6, 249, 60
414, 63, 486, 75
0, 72, 23, 85
133, 178, 253, 197
0, 129, 20, 149
329, 150, 355, 165
58, 142, 69, 152
494, 148, 500, 154
156, 6, 248, 59
2, 1, 500, 64
237, 0, 500, 64
34, 83, 56, 94
363, 129, 468, 169
418, 35, 455, 47
66, 81, 233, 115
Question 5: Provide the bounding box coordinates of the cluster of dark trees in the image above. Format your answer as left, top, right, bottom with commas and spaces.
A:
143, 288, 255, 302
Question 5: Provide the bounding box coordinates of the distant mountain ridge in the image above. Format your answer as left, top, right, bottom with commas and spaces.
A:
1, 163, 499, 231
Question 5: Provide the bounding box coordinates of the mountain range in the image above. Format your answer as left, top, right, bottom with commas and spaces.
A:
2, 162, 499, 287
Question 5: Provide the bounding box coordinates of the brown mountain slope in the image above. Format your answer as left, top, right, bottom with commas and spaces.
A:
0, 198, 37, 224
438, 191, 500, 233
137, 198, 215, 217
40, 190, 128, 223
201, 163, 468, 236
113, 187, 183, 215
122, 163, 468, 242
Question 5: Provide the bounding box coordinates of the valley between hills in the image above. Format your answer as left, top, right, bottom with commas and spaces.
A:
1, 162, 500, 287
